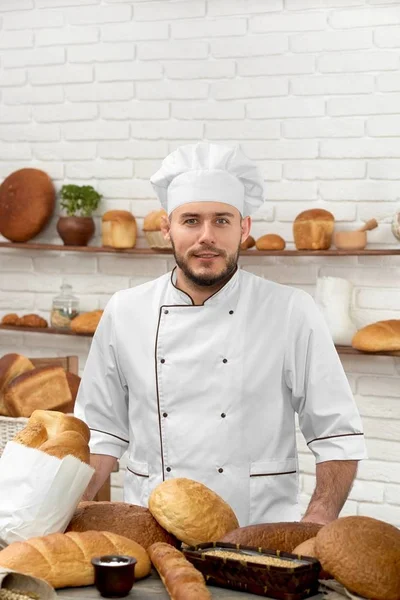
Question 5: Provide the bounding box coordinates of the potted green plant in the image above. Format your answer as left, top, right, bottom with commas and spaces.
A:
57, 184, 102, 246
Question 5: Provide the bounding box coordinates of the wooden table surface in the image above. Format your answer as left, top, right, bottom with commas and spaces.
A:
57, 569, 323, 599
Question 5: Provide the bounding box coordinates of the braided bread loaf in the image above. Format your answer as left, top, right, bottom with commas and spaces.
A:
0, 531, 151, 588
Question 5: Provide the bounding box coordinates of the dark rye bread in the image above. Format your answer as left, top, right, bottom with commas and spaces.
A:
221, 522, 323, 553
315, 516, 400, 600
66, 501, 180, 550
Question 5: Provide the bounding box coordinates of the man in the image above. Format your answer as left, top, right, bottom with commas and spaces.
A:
75, 142, 367, 526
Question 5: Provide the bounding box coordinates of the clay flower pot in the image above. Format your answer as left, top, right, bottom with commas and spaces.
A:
57, 216, 95, 246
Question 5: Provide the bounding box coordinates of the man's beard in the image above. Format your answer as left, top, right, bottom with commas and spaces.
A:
170, 238, 240, 287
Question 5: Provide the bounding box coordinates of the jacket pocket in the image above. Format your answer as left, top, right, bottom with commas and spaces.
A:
250, 459, 300, 524
124, 458, 149, 506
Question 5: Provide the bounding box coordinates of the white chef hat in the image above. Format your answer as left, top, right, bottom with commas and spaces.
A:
150, 142, 266, 217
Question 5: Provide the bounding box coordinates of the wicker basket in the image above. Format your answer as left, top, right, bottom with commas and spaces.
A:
144, 231, 173, 251
0, 416, 28, 458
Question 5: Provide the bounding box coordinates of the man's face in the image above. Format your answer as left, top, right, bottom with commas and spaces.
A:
161, 201, 251, 287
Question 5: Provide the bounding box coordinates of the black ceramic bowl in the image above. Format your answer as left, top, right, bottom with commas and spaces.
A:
91, 555, 137, 598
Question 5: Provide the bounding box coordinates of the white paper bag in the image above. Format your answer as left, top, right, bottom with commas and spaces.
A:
0, 441, 94, 548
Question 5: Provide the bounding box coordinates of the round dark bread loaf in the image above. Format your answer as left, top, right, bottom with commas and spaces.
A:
0, 168, 55, 242
66, 501, 180, 550
315, 516, 400, 600
221, 522, 323, 552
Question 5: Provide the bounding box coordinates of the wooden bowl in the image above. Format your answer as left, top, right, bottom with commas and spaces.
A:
333, 230, 366, 250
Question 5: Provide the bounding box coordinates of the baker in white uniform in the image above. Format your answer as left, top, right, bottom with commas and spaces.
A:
75, 142, 367, 526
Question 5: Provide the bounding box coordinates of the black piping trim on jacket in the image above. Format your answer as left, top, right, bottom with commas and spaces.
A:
307, 432, 364, 446
169, 265, 238, 306
127, 466, 149, 478
89, 428, 129, 444
250, 470, 296, 477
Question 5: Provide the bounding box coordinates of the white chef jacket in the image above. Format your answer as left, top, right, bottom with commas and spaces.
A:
75, 267, 367, 526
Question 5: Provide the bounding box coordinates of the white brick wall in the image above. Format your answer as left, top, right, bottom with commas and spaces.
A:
0, 0, 399, 526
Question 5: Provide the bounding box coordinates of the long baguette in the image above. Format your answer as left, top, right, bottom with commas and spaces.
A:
148, 542, 211, 600
0, 531, 151, 589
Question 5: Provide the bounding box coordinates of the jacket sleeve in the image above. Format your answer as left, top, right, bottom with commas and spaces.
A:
284, 288, 368, 463
74, 293, 129, 459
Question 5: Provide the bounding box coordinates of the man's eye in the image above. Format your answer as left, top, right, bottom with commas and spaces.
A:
184, 219, 197, 224
217, 218, 229, 224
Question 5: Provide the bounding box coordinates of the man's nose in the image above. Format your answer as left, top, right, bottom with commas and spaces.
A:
197, 222, 216, 244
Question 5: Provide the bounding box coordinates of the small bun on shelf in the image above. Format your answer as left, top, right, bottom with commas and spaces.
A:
143, 209, 172, 250
70, 310, 103, 335
240, 235, 256, 250
256, 234, 286, 251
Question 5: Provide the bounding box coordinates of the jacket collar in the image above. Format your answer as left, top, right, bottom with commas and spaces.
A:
169, 265, 241, 307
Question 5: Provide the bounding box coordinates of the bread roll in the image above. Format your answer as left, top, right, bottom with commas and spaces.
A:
149, 542, 211, 600
292, 536, 331, 580
66, 501, 179, 550
0, 531, 151, 589
18, 314, 48, 328
102, 210, 137, 249
3, 366, 73, 418
39, 430, 90, 463
29, 409, 90, 443
149, 478, 239, 546
221, 522, 323, 552
1, 313, 20, 326
14, 410, 90, 462
0, 168, 55, 243
315, 516, 400, 600
13, 422, 48, 448
240, 235, 256, 250
0, 353, 35, 415
256, 234, 286, 251
293, 209, 334, 250
352, 319, 400, 354
70, 310, 103, 334
143, 209, 167, 232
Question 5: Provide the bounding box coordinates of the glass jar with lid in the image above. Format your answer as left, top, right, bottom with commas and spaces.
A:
51, 283, 80, 329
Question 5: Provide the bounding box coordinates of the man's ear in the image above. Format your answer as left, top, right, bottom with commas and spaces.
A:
240, 216, 252, 243
160, 214, 171, 240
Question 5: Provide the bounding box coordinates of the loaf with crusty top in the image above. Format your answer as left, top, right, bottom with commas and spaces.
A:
149, 542, 211, 600
66, 501, 179, 550
315, 516, 400, 600
221, 522, 323, 552
3, 366, 73, 417
0, 531, 151, 588
293, 209, 334, 251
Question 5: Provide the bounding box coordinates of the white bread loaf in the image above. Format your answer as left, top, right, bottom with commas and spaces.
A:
102, 210, 137, 249
3, 366, 73, 417
0, 353, 35, 415
352, 319, 400, 354
149, 478, 239, 546
293, 209, 334, 251
149, 542, 211, 600
0, 531, 151, 588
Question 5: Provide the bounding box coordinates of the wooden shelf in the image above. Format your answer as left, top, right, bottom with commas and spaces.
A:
0, 325, 398, 357
1, 241, 400, 256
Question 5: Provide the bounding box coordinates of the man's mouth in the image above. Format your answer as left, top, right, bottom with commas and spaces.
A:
194, 253, 219, 258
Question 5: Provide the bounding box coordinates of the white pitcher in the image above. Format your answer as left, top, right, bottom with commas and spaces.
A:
315, 276, 357, 346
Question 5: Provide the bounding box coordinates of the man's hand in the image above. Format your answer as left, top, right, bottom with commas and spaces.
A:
82, 454, 117, 501
301, 460, 358, 525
